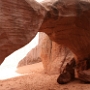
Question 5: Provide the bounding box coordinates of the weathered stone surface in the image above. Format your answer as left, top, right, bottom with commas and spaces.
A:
1, 0, 90, 83
38, 0, 90, 82
39, 32, 74, 74
57, 58, 75, 84
0, 0, 44, 64
39, 0, 90, 62
18, 32, 74, 75
78, 69, 90, 83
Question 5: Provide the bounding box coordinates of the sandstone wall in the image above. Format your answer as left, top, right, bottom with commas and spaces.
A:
18, 32, 74, 74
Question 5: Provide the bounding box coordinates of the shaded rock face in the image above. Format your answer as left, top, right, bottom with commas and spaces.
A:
0, 0, 44, 64
40, 0, 90, 70
39, 32, 74, 74
40, 0, 90, 61
18, 32, 74, 75
57, 59, 75, 84
0, 0, 90, 83
39, 0, 90, 81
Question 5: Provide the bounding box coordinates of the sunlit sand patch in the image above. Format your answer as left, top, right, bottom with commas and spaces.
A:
0, 33, 39, 80
0, 66, 24, 80
0, 62, 43, 80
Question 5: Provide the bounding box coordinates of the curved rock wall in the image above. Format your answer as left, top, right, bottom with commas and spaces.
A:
18, 32, 74, 74
0, 0, 44, 64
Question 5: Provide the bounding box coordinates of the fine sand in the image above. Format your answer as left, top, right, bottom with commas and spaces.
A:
0, 62, 90, 90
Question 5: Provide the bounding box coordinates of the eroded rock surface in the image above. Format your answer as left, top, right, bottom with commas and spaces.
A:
18, 32, 74, 75
1, 0, 90, 83
39, 0, 90, 82
0, 0, 44, 64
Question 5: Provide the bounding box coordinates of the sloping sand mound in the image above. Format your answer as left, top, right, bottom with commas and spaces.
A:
0, 62, 90, 90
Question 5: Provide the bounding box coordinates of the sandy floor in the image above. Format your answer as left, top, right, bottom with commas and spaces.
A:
0, 62, 90, 90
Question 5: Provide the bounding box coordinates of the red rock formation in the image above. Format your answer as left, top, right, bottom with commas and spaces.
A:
18, 32, 74, 75
0, 0, 43, 64
40, 0, 90, 64
39, 0, 90, 82
1, 0, 90, 83
39, 32, 74, 74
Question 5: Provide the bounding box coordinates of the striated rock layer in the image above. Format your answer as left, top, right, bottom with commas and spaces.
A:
0, 0, 43, 64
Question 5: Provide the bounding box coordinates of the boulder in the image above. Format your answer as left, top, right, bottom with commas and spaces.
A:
38, 0, 90, 82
